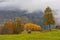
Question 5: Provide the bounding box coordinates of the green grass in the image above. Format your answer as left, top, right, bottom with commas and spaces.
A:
0, 30, 60, 40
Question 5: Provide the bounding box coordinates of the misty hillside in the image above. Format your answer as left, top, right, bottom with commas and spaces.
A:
0, 8, 27, 22
0, 8, 43, 24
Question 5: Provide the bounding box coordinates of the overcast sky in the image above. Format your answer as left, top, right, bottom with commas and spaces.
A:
0, 0, 60, 24
0, 0, 60, 11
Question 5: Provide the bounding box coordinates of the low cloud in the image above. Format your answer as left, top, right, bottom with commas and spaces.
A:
0, 0, 60, 12
0, 0, 60, 24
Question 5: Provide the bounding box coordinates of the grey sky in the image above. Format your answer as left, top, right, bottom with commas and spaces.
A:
0, 0, 60, 11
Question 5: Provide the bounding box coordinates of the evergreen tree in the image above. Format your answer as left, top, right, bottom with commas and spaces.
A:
43, 7, 55, 31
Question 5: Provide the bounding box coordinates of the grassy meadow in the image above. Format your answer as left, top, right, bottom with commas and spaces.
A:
0, 30, 60, 40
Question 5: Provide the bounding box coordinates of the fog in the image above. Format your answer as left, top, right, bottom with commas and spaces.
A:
0, 0, 60, 24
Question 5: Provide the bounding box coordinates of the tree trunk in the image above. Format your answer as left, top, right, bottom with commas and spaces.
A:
49, 24, 51, 31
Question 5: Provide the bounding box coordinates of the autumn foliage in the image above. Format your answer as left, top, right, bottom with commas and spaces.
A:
3, 21, 14, 34
3, 17, 24, 34
4, 21, 14, 29
24, 23, 41, 31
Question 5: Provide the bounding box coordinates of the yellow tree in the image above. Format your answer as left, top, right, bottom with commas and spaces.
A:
24, 23, 41, 31
2, 20, 14, 34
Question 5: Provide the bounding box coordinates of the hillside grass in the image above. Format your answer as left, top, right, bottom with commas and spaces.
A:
0, 29, 60, 40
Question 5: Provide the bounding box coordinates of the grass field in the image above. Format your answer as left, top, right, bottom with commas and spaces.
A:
0, 30, 60, 40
